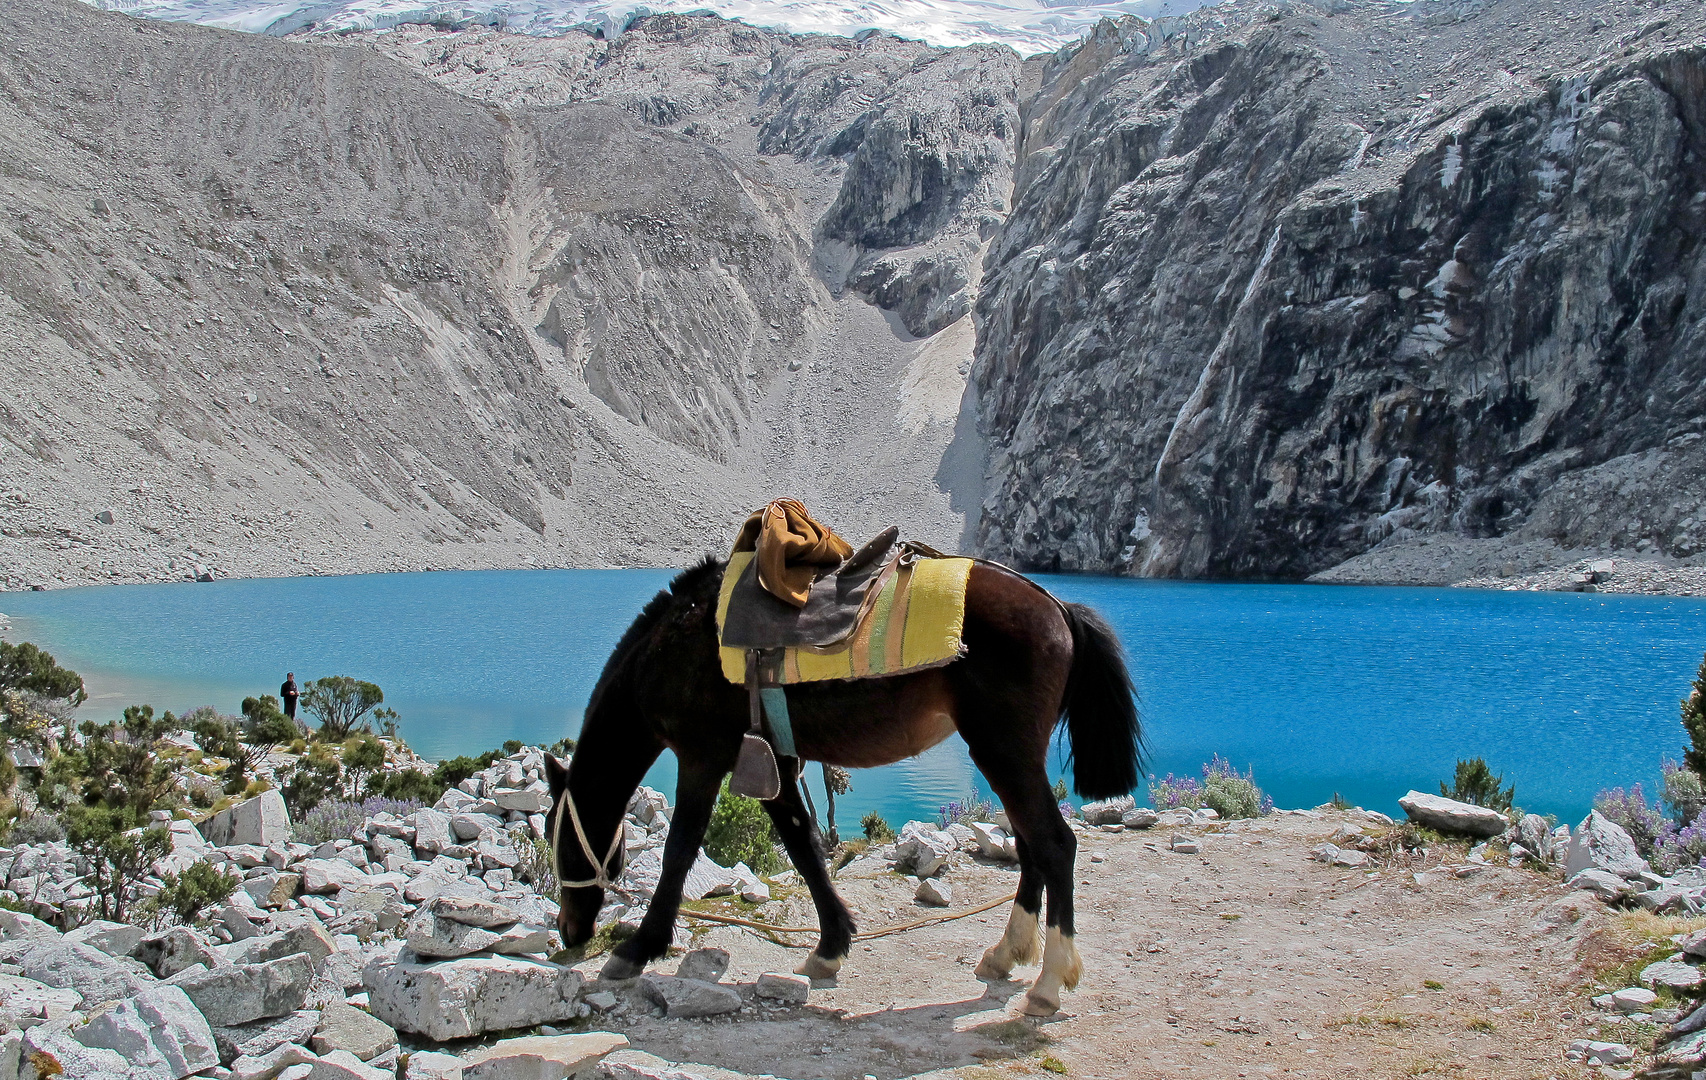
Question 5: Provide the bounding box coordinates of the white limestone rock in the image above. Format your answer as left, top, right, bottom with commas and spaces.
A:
201, 791, 292, 848
231, 1042, 319, 1080
167, 952, 315, 1027
404, 1050, 466, 1080
0, 973, 81, 1019
754, 972, 809, 1005
1396, 791, 1508, 839
363, 951, 584, 1041
641, 975, 741, 1018
65, 919, 145, 958
76, 985, 220, 1080
1565, 810, 1652, 880
674, 948, 728, 984
310, 1002, 397, 1062
916, 877, 952, 906
1569, 868, 1632, 903
460, 1032, 628, 1080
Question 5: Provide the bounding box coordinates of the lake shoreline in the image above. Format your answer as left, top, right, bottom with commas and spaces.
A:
6, 541, 1706, 597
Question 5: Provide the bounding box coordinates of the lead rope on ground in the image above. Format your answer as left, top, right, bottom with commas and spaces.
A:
678, 891, 1018, 948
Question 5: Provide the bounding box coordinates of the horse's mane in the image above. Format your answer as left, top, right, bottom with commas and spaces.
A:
582, 556, 724, 726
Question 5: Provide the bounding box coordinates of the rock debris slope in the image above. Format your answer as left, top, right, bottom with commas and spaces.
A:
0, 4, 999, 588
973, 0, 1706, 580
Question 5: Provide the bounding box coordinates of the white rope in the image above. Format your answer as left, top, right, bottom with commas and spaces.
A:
551, 785, 624, 890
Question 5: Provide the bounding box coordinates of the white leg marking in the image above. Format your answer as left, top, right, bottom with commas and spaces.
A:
1022, 926, 1082, 1015
976, 904, 1041, 981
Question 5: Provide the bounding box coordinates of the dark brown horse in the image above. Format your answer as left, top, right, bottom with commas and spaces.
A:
542, 556, 1140, 1016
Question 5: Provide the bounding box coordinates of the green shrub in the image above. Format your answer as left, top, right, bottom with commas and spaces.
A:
300, 676, 393, 741
511, 828, 556, 898
1201, 756, 1271, 819
861, 811, 895, 843
1682, 650, 1706, 778
146, 860, 239, 926
65, 804, 171, 923
367, 768, 442, 803
41, 705, 176, 815
704, 780, 784, 874
431, 750, 503, 792
280, 744, 343, 819
1440, 758, 1514, 811
1665, 761, 1706, 825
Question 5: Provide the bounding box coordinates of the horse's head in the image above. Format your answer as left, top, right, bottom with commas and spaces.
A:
544, 751, 610, 949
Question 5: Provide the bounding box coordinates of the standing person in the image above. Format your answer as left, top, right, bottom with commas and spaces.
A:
280, 672, 299, 721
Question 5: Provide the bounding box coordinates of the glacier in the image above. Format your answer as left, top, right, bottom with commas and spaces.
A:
82, 0, 1217, 53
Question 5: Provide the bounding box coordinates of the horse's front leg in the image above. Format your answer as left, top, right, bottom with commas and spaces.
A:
762, 760, 856, 980
599, 761, 724, 981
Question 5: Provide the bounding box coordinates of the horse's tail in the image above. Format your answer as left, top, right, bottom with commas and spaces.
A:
1059, 602, 1142, 800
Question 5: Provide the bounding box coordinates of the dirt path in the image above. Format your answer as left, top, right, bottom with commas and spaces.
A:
563, 811, 1615, 1080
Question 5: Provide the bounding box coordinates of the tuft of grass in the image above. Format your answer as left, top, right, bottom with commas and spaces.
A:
1423, 980, 1444, 990
1219, 912, 1241, 921
1038, 1056, 1068, 1074
1580, 911, 1706, 994
1466, 1017, 1495, 1033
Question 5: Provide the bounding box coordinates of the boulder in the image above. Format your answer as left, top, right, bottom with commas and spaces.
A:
1568, 868, 1632, 903
140, 926, 229, 979
241, 873, 302, 909
967, 822, 1018, 861
491, 788, 552, 814
916, 877, 952, 906
12, 940, 147, 1007
363, 951, 583, 1041
674, 948, 728, 984
311, 1002, 396, 1062
404, 908, 551, 959
598, 1051, 750, 1080
620, 849, 736, 902
231, 1042, 319, 1080
0, 973, 81, 1019
641, 975, 741, 1019
404, 1050, 466, 1080
306, 1048, 391, 1080
1641, 960, 1705, 992
1565, 811, 1651, 880
67, 920, 146, 958
1397, 791, 1507, 838
1121, 808, 1160, 829
411, 810, 455, 856
168, 952, 315, 1027
299, 860, 372, 895
19, 1021, 135, 1080
429, 895, 521, 929
76, 985, 220, 1080
460, 1032, 628, 1080
894, 822, 956, 878
212, 1010, 321, 1066
201, 791, 292, 848
1516, 814, 1555, 863
754, 972, 810, 1005
0, 910, 60, 944
1611, 986, 1658, 1013
1080, 796, 1135, 826
226, 922, 337, 969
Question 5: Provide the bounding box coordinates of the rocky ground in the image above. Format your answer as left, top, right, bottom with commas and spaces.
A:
1309, 538, 1706, 597
10, 737, 1706, 1080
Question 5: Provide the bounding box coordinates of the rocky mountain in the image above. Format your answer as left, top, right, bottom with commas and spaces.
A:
2, 0, 1703, 590
973, 0, 1706, 580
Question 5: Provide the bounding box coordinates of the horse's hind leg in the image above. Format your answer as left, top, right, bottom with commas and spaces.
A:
961, 749, 1081, 1015
761, 761, 856, 980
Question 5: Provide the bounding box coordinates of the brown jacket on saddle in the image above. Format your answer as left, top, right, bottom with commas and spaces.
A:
732, 498, 852, 609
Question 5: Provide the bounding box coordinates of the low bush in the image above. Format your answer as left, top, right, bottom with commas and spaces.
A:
511, 828, 556, 898
1440, 758, 1514, 811
7, 813, 64, 845
704, 780, 784, 874
65, 804, 171, 923
145, 860, 239, 927
1148, 773, 1202, 810
1202, 755, 1272, 819
294, 796, 424, 846
1595, 783, 1670, 857
861, 811, 895, 843
367, 769, 442, 803
937, 795, 997, 829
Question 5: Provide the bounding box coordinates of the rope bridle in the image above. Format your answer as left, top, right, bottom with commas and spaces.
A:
550, 783, 624, 890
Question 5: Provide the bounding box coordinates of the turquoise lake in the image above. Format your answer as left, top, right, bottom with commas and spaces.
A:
2, 570, 1702, 828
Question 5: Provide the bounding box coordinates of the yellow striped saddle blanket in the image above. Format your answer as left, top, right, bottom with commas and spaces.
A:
716, 549, 973, 685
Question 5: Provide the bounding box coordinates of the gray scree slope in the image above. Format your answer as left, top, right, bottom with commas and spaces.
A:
2, 0, 1702, 589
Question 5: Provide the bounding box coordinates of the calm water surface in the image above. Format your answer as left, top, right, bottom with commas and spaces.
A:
2, 570, 1702, 826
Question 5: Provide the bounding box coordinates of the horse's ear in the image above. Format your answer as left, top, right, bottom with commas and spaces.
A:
543, 753, 568, 794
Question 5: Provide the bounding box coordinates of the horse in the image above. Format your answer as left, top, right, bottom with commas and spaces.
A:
541, 555, 1141, 1016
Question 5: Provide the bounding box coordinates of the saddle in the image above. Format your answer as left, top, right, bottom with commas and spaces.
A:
718, 500, 973, 799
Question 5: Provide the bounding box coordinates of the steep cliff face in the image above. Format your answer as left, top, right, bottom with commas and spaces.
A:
974, 0, 1706, 579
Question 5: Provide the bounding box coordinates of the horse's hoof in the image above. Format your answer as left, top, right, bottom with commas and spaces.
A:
599, 954, 644, 982
975, 955, 1012, 983
1021, 991, 1060, 1017
794, 953, 842, 981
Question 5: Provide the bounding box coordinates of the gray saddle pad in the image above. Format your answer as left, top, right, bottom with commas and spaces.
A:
720, 526, 900, 649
